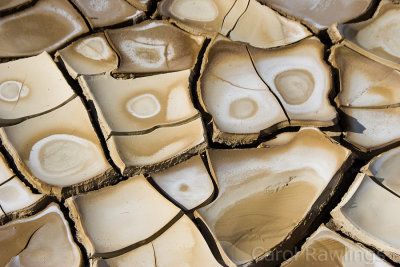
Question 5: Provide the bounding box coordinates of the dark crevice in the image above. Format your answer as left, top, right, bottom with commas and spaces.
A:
65, 0, 93, 31
199, 151, 220, 205
0, 205, 6, 218
0, 0, 39, 17
194, 217, 229, 267
59, 198, 91, 267
187, 37, 214, 146
332, 225, 400, 267
345, 0, 382, 24
147, 175, 188, 212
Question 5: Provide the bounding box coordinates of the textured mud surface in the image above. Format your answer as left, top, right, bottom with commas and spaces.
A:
0, 0, 400, 266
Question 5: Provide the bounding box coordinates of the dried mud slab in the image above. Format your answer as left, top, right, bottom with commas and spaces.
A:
281, 224, 391, 267
260, 0, 374, 33
93, 215, 232, 267
329, 0, 400, 70
108, 117, 206, 176
0, 0, 89, 57
0, 203, 82, 267
0, 98, 114, 197
71, 0, 144, 29
0, 52, 76, 126
330, 43, 400, 152
106, 20, 205, 74
330, 44, 400, 108
79, 70, 198, 136
158, 0, 235, 34
66, 175, 181, 257
331, 173, 400, 263
159, 0, 310, 48
199, 36, 336, 145
341, 106, 400, 152
199, 36, 287, 145
248, 37, 336, 123
198, 128, 351, 265
228, 0, 310, 49
56, 33, 119, 79
151, 154, 215, 210
363, 146, 400, 195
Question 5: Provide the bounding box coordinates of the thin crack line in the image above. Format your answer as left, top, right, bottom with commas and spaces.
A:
93, 211, 185, 259
368, 175, 400, 199
220, 0, 238, 32
0, 175, 16, 187
227, 0, 250, 38
245, 45, 291, 122
210, 73, 266, 91
151, 243, 158, 267
110, 113, 201, 136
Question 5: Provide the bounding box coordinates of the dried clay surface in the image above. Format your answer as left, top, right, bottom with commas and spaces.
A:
0, 1, 400, 267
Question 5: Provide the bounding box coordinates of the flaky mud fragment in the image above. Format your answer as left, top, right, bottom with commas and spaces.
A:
330, 44, 400, 108
341, 106, 400, 152
259, 0, 374, 33
106, 20, 204, 74
0, 178, 43, 216
79, 70, 198, 136
0, 0, 89, 57
331, 173, 400, 263
330, 0, 400, 70
56, 33, 119, 79
282, 225, 391, 267
0, 98, 113, 197
330, 41, 400, 152
198, 128, 350, 265
108, 117, 206, 175
0, 203, 82, 267
66, 175, 181, 256
363, 146, 400, 195
70, 0, 144, 29
151, 154, 215, 210
228, 0, 310, 49
0, 52, 76, 126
